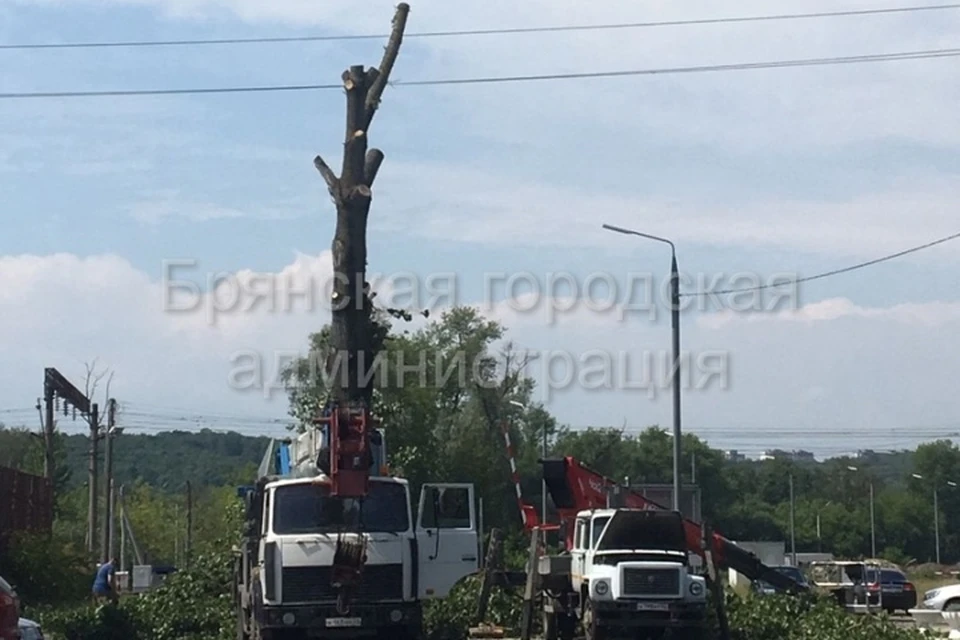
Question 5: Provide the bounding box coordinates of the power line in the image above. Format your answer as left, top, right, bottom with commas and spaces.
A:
1, 46, 959, 100
3, 3, 959, 50
681, 230, 960, 297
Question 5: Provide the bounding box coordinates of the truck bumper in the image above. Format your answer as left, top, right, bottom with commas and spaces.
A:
259, 601, 421, 636
594, 600, 708, 628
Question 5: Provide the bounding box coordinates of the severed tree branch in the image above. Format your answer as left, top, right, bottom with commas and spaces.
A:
314, 156, 340, 200
364, 3, 410, 130
364, 149, 385, 187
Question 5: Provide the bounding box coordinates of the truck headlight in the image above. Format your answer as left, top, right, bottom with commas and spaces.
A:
594, 580, 610, 597
690, 581, 704, 597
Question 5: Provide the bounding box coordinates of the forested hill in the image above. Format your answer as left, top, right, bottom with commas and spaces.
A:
0, 426, 270, 491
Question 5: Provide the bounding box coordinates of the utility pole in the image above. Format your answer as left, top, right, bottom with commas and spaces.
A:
869, 482, 876, 558
87, 402, 100, 555
186, 481, 193, 567
935, 487, 940, 565
42, 368, 98, 549
42, 389, 55, 480
101, 398, 117, 562
43, 367, 94, 484
119, 485, 126, 574
789, 473, 797, 566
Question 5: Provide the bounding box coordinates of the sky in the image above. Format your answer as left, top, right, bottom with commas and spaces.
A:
1, 0, 959, 458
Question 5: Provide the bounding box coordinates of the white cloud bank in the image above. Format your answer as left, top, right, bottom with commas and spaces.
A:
1, 251, 958, 454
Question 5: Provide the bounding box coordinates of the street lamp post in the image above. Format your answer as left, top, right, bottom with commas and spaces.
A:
511, 400, 546, 541
602, 223, 682, 513
912, 474, 957, 564
816, 500, 832, 553
789, 473, 797, 566
848, 466, 876, 558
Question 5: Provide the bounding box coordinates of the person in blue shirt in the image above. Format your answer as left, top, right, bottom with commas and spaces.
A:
92, 557, 118, 605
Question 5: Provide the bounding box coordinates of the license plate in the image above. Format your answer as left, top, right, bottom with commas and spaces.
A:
325, 617, 362, 627
636, 602, 670, 611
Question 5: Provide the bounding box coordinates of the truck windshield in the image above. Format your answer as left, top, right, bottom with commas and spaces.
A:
272, 482, 409, 534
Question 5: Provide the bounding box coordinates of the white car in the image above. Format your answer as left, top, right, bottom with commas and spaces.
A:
18, 618, 45, 640
923, 584, 960, 611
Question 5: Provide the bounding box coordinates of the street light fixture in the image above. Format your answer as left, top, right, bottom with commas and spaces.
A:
911, 474, 957, 564
509, 400, 547, 539
847, 465, 876, 558
602, 223, 682, 513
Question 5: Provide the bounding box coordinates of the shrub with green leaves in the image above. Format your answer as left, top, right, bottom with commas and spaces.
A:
726, 592, 925, 640
423, 574, 524, 640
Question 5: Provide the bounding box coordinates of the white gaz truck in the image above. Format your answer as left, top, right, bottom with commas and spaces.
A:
233, 409, 479, 639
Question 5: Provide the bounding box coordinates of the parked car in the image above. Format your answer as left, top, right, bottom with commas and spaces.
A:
865, 568, 917, 614
0, 576, 20, 640
19, 618, 45, 640
751, 565, 810, 595
922, 583, 960, 611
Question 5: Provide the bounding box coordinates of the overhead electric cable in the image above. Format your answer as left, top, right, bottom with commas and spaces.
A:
2, 3, 959, 50
1, 46, 959, 100
680, 230, 960, 297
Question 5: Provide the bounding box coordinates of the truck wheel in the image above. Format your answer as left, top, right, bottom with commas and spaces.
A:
558, 612, 577, 640
582, 599, 605, 640
543, 611, 559, 640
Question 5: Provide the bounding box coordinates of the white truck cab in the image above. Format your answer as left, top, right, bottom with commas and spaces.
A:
541, 508, 708, 640
236, 437, 480, 640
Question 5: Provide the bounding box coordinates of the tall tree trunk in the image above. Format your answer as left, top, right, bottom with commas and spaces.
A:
314, 3, 410, 407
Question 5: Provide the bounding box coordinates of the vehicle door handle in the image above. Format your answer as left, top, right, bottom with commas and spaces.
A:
462, 555, 477, 562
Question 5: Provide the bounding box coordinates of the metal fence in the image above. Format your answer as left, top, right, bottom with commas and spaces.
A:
0, 465, 53, 548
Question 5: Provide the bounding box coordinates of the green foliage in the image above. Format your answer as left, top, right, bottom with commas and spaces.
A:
31, 603, 141, 640
35, 506, 239, 640
0, 530, 93, 605
726, 592, 923, 640
0, 426, 267, 495
422, 575, 523, 640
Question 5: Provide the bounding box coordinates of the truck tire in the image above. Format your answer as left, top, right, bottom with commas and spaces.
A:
543, 610, 558, 640
582, 599, 605, 640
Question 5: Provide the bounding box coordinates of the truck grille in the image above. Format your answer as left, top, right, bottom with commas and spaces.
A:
622, 568, 681, 597
282, 564, 404, 603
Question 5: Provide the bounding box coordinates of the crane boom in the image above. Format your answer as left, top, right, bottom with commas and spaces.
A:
537, 456, 807, 594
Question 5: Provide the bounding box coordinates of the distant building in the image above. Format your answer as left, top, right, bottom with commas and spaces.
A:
759, 449, 816, 462
724, 450, 747, 462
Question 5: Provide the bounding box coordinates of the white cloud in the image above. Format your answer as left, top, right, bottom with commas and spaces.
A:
2, 251, 958, 455
698, 297, 960, 329
374, 161, 960, 259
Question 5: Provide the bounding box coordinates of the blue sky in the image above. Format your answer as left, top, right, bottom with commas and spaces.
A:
1, 0, 959, 458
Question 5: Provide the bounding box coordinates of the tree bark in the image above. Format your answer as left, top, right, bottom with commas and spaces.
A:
314, 3, 410, 407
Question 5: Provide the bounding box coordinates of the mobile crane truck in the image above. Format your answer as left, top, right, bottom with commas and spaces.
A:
234, 402, 480, 639
506, 454, 808, 640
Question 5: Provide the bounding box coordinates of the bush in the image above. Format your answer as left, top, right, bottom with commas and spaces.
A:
423, 574, 524, 640
726, 591, 924, 640
29, 603, 141, 640
0, 530, 93, 605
